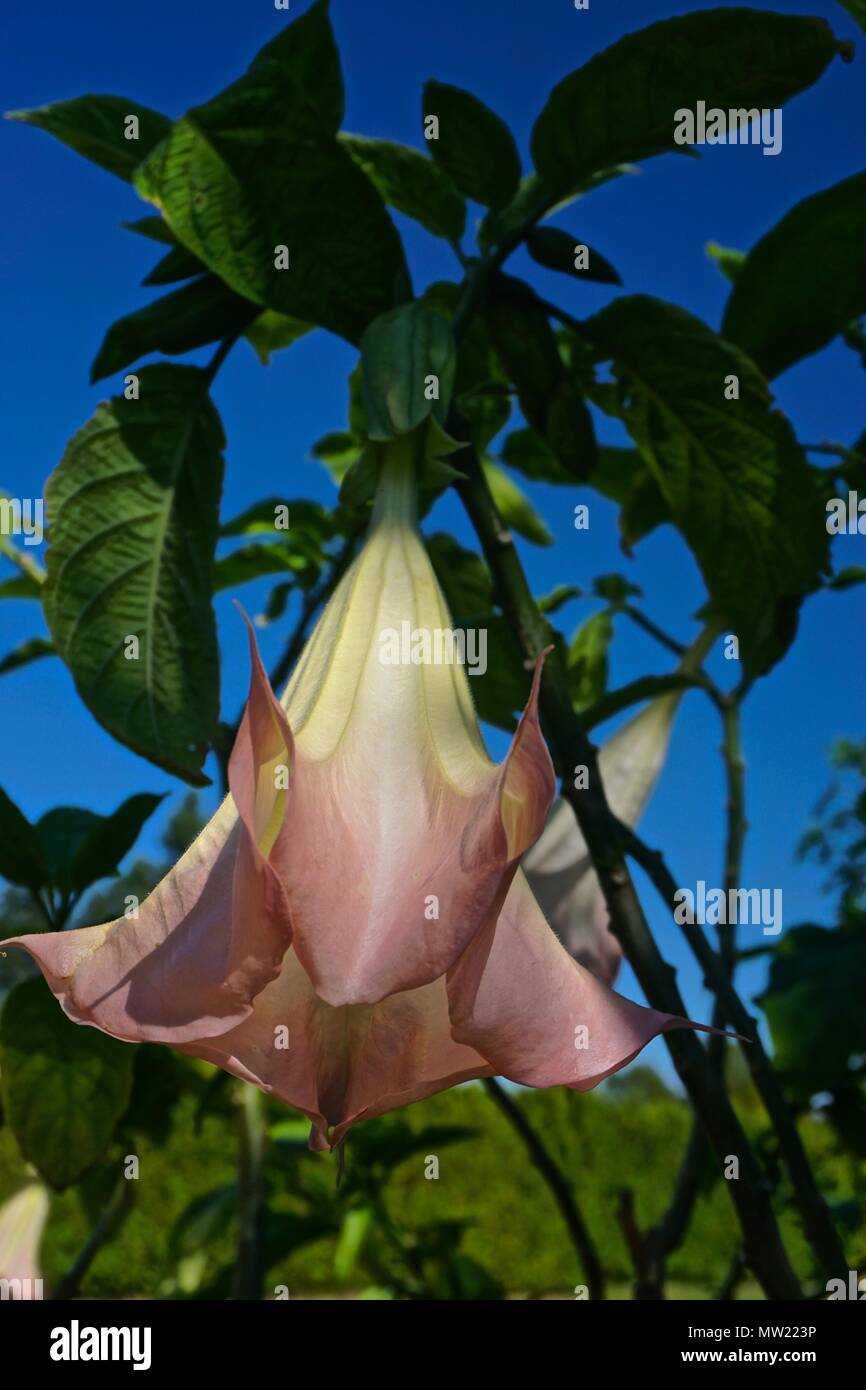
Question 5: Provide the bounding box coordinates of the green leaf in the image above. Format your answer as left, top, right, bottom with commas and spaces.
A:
36, 793, 163, 898
583, 295, 830, 674
722, 173, 866, 379
361, 302, 456, 440
425, 532, 493, 615
527, 227, 621, 285
531, 11, 848, 191
340, 134, 466, 241
123, 215, 178, 246
828, 565, 866, 591
91, 277, 259, 381
0, 979, 135, 1189
758, 922, 866, 1099
0, 573, 43, 599
7, 95, 171, 180
134, 5, 407, 344
705, 241, 744, 284
43, 364, 225, 784
243, 310, 311, 364
220, 497, 333, 539
0, 787, 48, 891
501, 427, 571, 483
837, 1, 866, 36
423, 80, 520, 210
213, 542, 319, 592
538, 584, 581, 615
481, 460, 552, 546
568, 610, 613, 711
486, 277, 594, 479
143, 244, 205, 286
0, 635, 54, 676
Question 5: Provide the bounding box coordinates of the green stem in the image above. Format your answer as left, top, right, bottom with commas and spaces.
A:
51, 1174, 135, 1300
231, 1082, 267, 1300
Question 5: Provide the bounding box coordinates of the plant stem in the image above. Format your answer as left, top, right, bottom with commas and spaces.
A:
452, 438, 802, 1299
231, 1082, 267, 1300
483, 1078, 606, 1300
620, 821, 848, 1285
51, 1174, 135, 1300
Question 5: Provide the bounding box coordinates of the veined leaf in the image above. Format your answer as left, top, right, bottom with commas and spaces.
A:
361, 302, 456, 439
531, 11, 849, 191
43, 364, 225, 783
134, 4, 407, 343
722, 173, 866, 379
584, 295, 830, 674
0, 980, 134, 1190
340, 133, 465, 241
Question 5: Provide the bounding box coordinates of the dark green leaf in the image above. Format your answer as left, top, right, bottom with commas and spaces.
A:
837, 1, 866, 36
340, 133, 466, 241
123, 215, 178, 246
501, 427, 571, 483
0, 573, 42, 599
361, 302, 456, 439
758, 923, 866, 1099
423, 80, 520, 210
583, 295, 830, 674
531, 11, 848, 191
527, 227, 621, 285
0, 636, 54, 676
135, 5, 406, 343
36, 793, 163, 897
722, 173, 866, 379
44, 364, 225, 784
91, 277, 258, 381
7, 95, 171, 180
143, 244, 205, 286
0, 979, 134, 1189
0, 787, 47, 891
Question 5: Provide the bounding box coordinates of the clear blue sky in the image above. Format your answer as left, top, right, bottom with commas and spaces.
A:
1, 0, 864, 1076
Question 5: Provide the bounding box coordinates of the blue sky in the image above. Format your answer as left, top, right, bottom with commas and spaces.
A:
1, 0, 864, 1075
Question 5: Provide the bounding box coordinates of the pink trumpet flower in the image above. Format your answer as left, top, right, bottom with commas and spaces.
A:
6, 441, 706, 1150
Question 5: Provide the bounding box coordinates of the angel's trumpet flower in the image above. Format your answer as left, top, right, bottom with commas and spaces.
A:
5, 439, 704, 1148
525, 632, 713, 984
524, 695, 680, 984
0, 1181, 49, 1297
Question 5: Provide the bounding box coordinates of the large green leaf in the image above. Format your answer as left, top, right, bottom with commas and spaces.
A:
361, 303, 456, 439
35, 793, 163, 898
91, 277, 259, 381
584, 295, 830, 674
135, 5, 408, 343
758, 922, 866, 1099
0, 787, 48, 891
0, 980, 135, 1190
423, 81, 520, 210
340, 134, 466, 241
43, 364, 225, 783
7, 95, 171, 180
531, 10, 848, 191
722, 173, 866, 379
